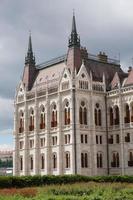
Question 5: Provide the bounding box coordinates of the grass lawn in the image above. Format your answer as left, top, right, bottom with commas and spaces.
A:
1, 182, 133, 200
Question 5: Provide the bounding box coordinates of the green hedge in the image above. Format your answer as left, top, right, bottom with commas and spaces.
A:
0, 175, 133, 188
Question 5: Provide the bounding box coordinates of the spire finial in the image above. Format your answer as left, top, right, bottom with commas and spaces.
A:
68, 12, 80, 48
73, 9, 75, 16
25, 32, 35, 65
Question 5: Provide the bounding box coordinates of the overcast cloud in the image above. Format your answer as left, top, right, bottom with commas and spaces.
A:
1, 0, 133, 149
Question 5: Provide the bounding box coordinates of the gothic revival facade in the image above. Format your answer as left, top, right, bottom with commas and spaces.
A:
13, 15, 133, 176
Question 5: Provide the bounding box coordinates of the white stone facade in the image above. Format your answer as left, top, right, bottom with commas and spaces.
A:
13, 60, 133, 176
13, 16, 133, 176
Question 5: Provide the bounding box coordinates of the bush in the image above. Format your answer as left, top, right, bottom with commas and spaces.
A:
0, 175, 133, 188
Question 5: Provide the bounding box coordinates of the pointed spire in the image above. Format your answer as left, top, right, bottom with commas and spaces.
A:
68, 12, 80, 48
25, 32, 35, 65
72, 11, 77, 34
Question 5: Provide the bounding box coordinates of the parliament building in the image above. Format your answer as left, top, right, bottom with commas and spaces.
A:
13, 15, 133, 176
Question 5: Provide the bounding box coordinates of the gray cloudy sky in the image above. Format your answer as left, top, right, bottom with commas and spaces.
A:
0, 0, 133, 149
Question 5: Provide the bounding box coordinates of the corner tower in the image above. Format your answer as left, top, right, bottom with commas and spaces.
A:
22, 34, 37, 90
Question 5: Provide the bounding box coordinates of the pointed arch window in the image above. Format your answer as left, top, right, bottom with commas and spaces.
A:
114, 106, 119, 125
65, 152, 70, 168
30, 155, 34, 170
79, 101, 87, 125
97, 152, 103, 168
64, 101, 70, 125
19, 111, 24, 133
51, 104, 57, 128
95, 103, 102, 126
40, 106, 45, 129
29, 109, 34, 131
53, 153, 57, 169
131, 103, 133, 122
109, 107, 113, 126
81, 152, 88, 168
128, 151, 133, 167
41, 154, 45, 169
124, 104, 130, 124
20, 156, 23, 171
111, 152, 119, 167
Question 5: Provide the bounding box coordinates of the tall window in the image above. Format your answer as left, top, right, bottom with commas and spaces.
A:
52, 136, 57, 146
41, 154, 45, 169
111, 152, 119, 167
20, 156, 23, 171
129, 152, 133, 161
95, 103, 102, 126
114, 106, 119, 125
64, 101, 70, 125
79, 101, 87, 125
65, 134, 70, 144
65, 152, 70, 168
131, 103, 133, 122
51, 104, 57, 127
30, 155, 33, 170
53, 153, 57, 169
81, 152, 88, 168
40, 138, 45, 147
29, 109, 34, 131
109, 107, 113, 126
124, 104, 130, 123
128, 151, 133, 167
19, 111, 24, 133
40, 106, 45, 129
97, 152, 103, 168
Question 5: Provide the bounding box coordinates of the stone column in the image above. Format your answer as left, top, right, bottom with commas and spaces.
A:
45, 87, 51, 174
90, 90, 97, 176
23, 100, 28, 175
13, 103, 19, 176
58, 91, 63, 175
34, 89, 39, 175
119, 90, 125, 175
13, 103, 19, 175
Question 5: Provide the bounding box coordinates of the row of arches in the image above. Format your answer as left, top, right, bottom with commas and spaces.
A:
20, 152, 71, 171
19, 101, 103, 133
20, 151, 133, 171
109, 103, 133, 126
19, 101, 71, 133
79, 102, 102, 126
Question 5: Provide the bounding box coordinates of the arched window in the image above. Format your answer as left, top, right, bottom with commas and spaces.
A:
65, 152, 70, 168
53, 153, 57, 169
51, 104, 57, 127
114, 106, 119, 125
64, 101, 70, 125
29, 109, 34, 131
19, 111, 24, 133
30, 155, 33, 170
81, 152, 88, 168
95, 103, 102, 126
41, 154, 45, 169
111, 152, 119, 167
97, 152, 103, 168
124, 104, 130, 123
79, 101, 87, 125
109, 107, 113, 126
128, 151, 133, 167
129, 152, 133, 161
40, 106, 45, 129
20, 156, 23, 171
131, 103, 133, 122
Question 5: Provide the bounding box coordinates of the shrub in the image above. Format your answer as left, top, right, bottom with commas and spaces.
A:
0, 175, 133, 188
